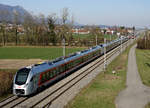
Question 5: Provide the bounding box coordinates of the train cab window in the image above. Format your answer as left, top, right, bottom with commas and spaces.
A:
15, 68, 30, 85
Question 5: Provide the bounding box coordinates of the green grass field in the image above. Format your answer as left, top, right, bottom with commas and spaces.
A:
66, 41, 132, 108
73, 34, 93, 39
136, 49, 150, 108
136, 49, 150, 86
104, 34, 118, 40
73, 34, 118, 41
0, 47, 85, 60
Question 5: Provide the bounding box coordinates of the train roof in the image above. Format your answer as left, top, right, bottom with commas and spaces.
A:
25, 37, 125, 74
27, 45, 102, 74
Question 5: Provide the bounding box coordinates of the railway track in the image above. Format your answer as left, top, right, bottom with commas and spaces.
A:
0, 39, 132, 108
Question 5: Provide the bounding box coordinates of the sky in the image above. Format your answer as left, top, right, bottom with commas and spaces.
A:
0, 0, 150, 27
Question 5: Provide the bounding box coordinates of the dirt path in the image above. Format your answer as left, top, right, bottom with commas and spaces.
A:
116, 44, 150, 108
0, 59, 45, 69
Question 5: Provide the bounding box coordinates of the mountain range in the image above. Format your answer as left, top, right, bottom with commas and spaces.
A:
0, 3, 113, 28
0, 4, 30, 23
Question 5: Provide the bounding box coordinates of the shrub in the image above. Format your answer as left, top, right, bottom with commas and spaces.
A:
137, 32, 150, 49
0, 70, 16, 96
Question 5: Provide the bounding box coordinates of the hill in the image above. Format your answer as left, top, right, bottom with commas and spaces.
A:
0, 4, 30, 23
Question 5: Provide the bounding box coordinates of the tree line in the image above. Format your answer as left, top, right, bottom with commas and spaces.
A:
137, 30, 150, 49
0, 8, 104, 47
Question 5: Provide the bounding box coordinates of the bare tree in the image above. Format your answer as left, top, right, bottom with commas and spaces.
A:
90, 26, 102, 46
38, 13, 47, 45
0, 10, 9, 46
13, 10, 20, 45
47, 13, 57, 45
62, 8, 69, 25
23, 13, 35, 45
60, 7, 70, 47
67, 14, 75, 46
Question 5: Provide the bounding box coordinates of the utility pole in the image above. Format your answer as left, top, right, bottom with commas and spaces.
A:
117, 32, 120, 39
121, 36, 122, 53
62, 38, 65, 57
96, 34, 97, 46
104, 38, 107, 71
111, 30, 114, 41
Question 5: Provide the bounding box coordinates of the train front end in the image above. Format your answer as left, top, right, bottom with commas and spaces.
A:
13, 67, 31, 96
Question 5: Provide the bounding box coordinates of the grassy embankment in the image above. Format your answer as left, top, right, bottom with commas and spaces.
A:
136, 49, 150, 86
66, 42, 133, 108
0, 47, 85, 60
136, 49, 150, 108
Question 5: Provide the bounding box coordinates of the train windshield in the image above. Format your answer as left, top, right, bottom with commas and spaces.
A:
15, 68, 30, 85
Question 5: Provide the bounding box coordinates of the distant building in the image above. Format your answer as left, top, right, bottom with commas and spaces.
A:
72, 28, 90, 34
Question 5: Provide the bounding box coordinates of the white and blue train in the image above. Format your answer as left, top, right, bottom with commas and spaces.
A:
13, 37, 128, 96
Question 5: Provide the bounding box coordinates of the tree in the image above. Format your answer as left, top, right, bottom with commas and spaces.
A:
47, 13, 57, 45
67, 14, 75, 46
90, 26, 102, 46
62, 8, 69, 25
13, 10, 20, 45
0, 10, 9, 46
61, 7, 69, 40
23, 13, 38, 45
38, 13, 48, 45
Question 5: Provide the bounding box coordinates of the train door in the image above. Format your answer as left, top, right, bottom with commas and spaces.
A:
33, 75, 38, 92
30, 75, 37, 93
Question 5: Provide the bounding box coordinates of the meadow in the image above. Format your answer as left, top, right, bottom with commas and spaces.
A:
0, 47, 86, 60
136, 49, 150, 86
104, 34, 118, 40
73, 33, 118, 40
136, 49, 150, 108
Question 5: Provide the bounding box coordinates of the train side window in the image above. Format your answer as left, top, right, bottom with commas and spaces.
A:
73, 60, 76, 66
41, 74, 44, 83
48, 71, 51, 78
44, 73, 46, 82
66, 63, 69, 70
53, 69, 57, 77
46, 72, 49, 80
55, 68, 58, 75
41, 74, 46, 83
59, 65, 63, 73
70, 62, 73, 68
61, 65, 64, 72
64, 64, 67, 71
62, 65, 65, 72
50, 71, 53, 78
52, 70, 55, 77
56, 67, 59, 75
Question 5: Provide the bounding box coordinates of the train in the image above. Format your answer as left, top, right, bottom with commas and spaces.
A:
13, 36, 128, 96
